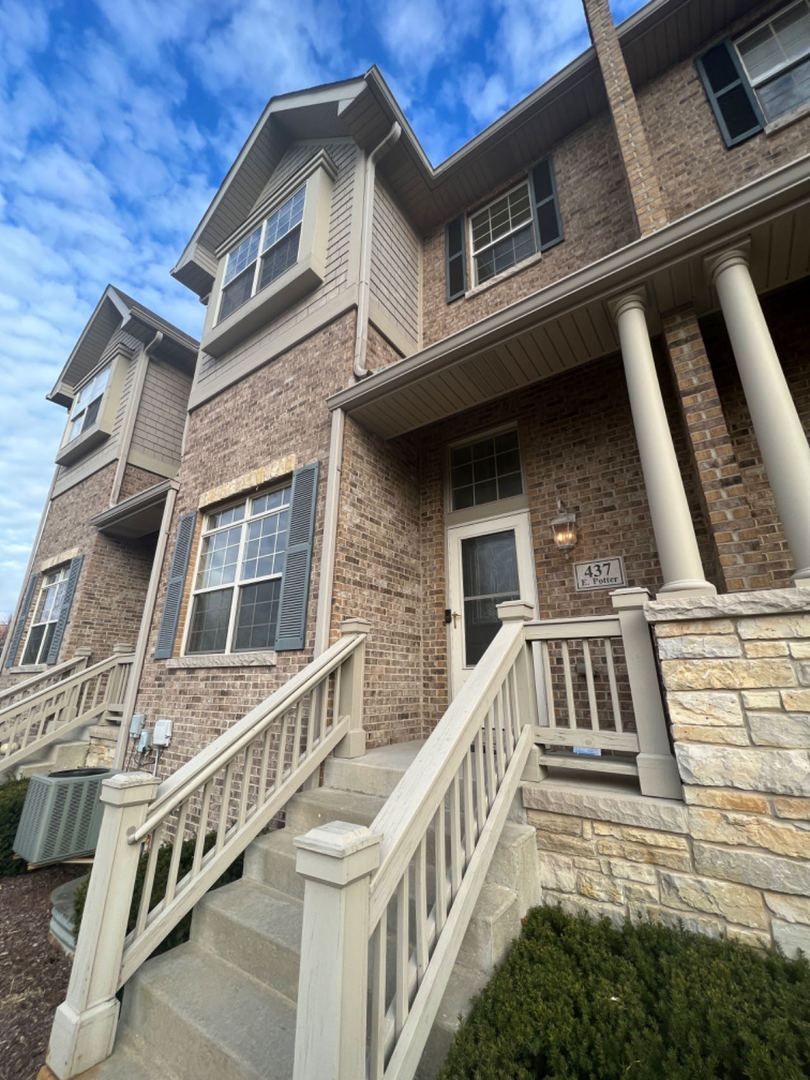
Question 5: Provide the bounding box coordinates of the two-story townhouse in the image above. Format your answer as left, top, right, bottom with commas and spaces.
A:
33, 0, 810, 1077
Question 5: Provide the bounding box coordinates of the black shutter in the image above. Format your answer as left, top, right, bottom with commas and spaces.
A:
154, 512, 197, 660
445, 215, 467, 303
696, 40, 764, 148
46, 556, 84, 665
276, 463, 319, 651
530, 157, 563, 251
6, 573, 38, 668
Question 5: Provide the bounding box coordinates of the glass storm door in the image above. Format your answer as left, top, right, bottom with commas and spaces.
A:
447, 512, 537, 695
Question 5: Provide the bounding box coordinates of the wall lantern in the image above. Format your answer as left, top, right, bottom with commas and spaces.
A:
551, 500, 578, 556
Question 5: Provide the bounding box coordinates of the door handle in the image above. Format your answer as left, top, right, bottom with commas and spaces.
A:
444, 609, 461, 628
452, 611, 460, 628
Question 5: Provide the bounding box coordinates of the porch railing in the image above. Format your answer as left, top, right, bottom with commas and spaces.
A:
46, 618, 370, 1080
0, 647, 134, 778
0, 651, 91, 709
293, 588, 679, 1080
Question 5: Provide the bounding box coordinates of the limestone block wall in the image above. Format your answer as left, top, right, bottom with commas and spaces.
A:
522, 587, 810, 956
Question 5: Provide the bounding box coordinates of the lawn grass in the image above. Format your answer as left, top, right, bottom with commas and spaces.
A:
439, 905, 810, 1080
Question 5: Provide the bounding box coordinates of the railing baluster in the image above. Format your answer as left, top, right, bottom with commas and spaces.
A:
474, 727, 486, 825
435, 802, 447, 934
275, 712, 290, 789
583, 641, 600, 731
192, 782, 213, 877
494, 689, 505, 783
605, 639, 623, 732
395, 876, 409, 1036
331, 665, 342, 732
450, 776, 461, 897
237, 744, 253, 829
164, 804, 188, 905
216, 762, 235, 851
369, 912, 387, 1080
257, 727, 272, 806
305, 690, 315, 757
463, 750, 475, 858
135, 827, 163, 935
484, 704, 497, 806
542, 641, 556, 729
415, 837, 428, 981
292, 699, 304, 769
562, 640, 576, 729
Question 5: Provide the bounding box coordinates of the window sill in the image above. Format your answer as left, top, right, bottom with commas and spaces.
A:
464, 250, 544, 301
55, 424, 109, 466
765, 100, 810, 135
6, 664, 48, 675
167, 650, 278, 669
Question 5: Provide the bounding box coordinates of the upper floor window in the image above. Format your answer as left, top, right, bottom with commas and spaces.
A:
737, 0, 810, 122
67, 366, 110, 442
186, 486, 292, 654
219, 187, 306, 323
697, 1, 810, 147
21, 566, 69, 665
446, 157, 562, 300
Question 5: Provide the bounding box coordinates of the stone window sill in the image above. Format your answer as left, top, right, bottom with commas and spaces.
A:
167, 651, 277, 670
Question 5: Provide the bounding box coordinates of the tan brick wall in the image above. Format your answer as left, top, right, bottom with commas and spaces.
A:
118, 464, 166, 502
133, 313, 357, 777
421, 112, 637, 349
638, 1, 810, 224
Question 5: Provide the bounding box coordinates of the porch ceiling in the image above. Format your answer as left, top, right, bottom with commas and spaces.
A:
330, 158, 810, 439
91, 479, 173, 539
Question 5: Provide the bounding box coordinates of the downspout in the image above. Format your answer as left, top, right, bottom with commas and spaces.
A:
353, 121, 401, 379
314, 121, 401, 656
109, 331, 163, 507
113, 481, 177, 769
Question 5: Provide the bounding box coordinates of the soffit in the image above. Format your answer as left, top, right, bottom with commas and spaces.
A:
333, 163, 810, 439
91, 479, 172, 539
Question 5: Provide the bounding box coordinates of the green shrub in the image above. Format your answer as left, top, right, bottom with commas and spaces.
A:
0, 778, 31, 876
73, 831, 243, 957
440, 906, 810, 1080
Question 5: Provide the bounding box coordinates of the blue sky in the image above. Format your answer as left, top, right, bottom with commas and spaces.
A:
0, 0, 646, 615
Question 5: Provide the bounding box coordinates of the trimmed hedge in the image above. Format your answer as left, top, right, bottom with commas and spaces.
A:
0, 778, 30, 876
440, 906, 810, 1080
74, 832, 243, 957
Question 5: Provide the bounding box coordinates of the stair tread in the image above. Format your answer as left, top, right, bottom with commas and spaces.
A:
123, 942, 296, 1080
284, 785, 386, 833
196, 878, 303, 952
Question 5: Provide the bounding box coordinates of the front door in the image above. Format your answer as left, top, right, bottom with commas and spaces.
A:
447, 511, 537, 695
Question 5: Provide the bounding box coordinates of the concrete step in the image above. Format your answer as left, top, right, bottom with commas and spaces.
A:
283, 785, 385, 836
193, 878, 303, 1002
244, 829, 304, 898
85, 1035, 183, 1080
17, 739, 89, 778
417, 959, 490, 1080
323, 740, 423, 796
114, 943, 296, 1080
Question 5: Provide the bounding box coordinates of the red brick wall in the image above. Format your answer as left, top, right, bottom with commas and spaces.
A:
638, 2, 810, 224
133, 313, 356, 776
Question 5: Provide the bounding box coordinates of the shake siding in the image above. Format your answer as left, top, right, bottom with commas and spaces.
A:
130, 360, 192, 467
369, 179, 421, 355
193, 139, 360, 401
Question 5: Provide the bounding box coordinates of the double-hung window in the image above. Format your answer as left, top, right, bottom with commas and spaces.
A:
186, 486, 291, 654
21, 567, 69, 665
66, 366, 110, 442
219, 188, 306, 323
697, 1, 810, 146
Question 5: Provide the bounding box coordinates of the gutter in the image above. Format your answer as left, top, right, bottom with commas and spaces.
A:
329, 152, 810, 417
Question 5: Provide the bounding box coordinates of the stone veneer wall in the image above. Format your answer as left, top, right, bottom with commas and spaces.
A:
522, 587, 810, 956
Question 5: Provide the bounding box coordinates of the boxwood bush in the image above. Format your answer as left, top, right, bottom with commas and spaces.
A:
0, 778, 30, 876
74, 832, 243, 957
440, 906, 810, 1080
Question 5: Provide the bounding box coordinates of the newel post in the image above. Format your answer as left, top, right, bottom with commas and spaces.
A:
293, 821, 381, 1080
47, 772, 159, 1079
334, 617, 371, 759
611, 588, 682, 799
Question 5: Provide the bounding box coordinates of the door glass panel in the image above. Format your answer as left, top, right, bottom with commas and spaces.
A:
461, 530, 520, 665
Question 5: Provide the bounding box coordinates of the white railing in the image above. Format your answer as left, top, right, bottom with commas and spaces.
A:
0, 647, 133, 777
292, 602, 539, 1080
0, 651, 91, 708
46, 619, 370, 1080
292, 588, 679, 1080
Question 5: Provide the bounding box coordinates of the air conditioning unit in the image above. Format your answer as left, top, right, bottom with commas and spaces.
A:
14, 767, 118, 866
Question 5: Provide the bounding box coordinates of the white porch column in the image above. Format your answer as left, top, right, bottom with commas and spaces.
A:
707, 245, 810, 584
611, 291, 715, 597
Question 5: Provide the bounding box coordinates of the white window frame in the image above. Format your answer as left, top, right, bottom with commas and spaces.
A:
55, 354, 128, 466
469, 181, 536, 286
217, 187, 306, 324
20, 566, 69, 666
65, 365, 110, 443
183, 484, 292, 656
736, 0, 810, 122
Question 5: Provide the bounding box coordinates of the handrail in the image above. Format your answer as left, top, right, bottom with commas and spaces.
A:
0, 652, 134, 775
0, 653, 91, 709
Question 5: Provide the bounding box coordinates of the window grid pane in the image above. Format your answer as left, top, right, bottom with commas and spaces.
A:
451, 432, 523, 510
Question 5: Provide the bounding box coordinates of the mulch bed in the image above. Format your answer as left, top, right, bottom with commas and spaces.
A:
0, 866, 87, 1080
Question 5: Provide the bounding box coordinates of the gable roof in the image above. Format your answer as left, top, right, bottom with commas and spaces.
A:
173, 0, 760, 301
48, 285, 199, 407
